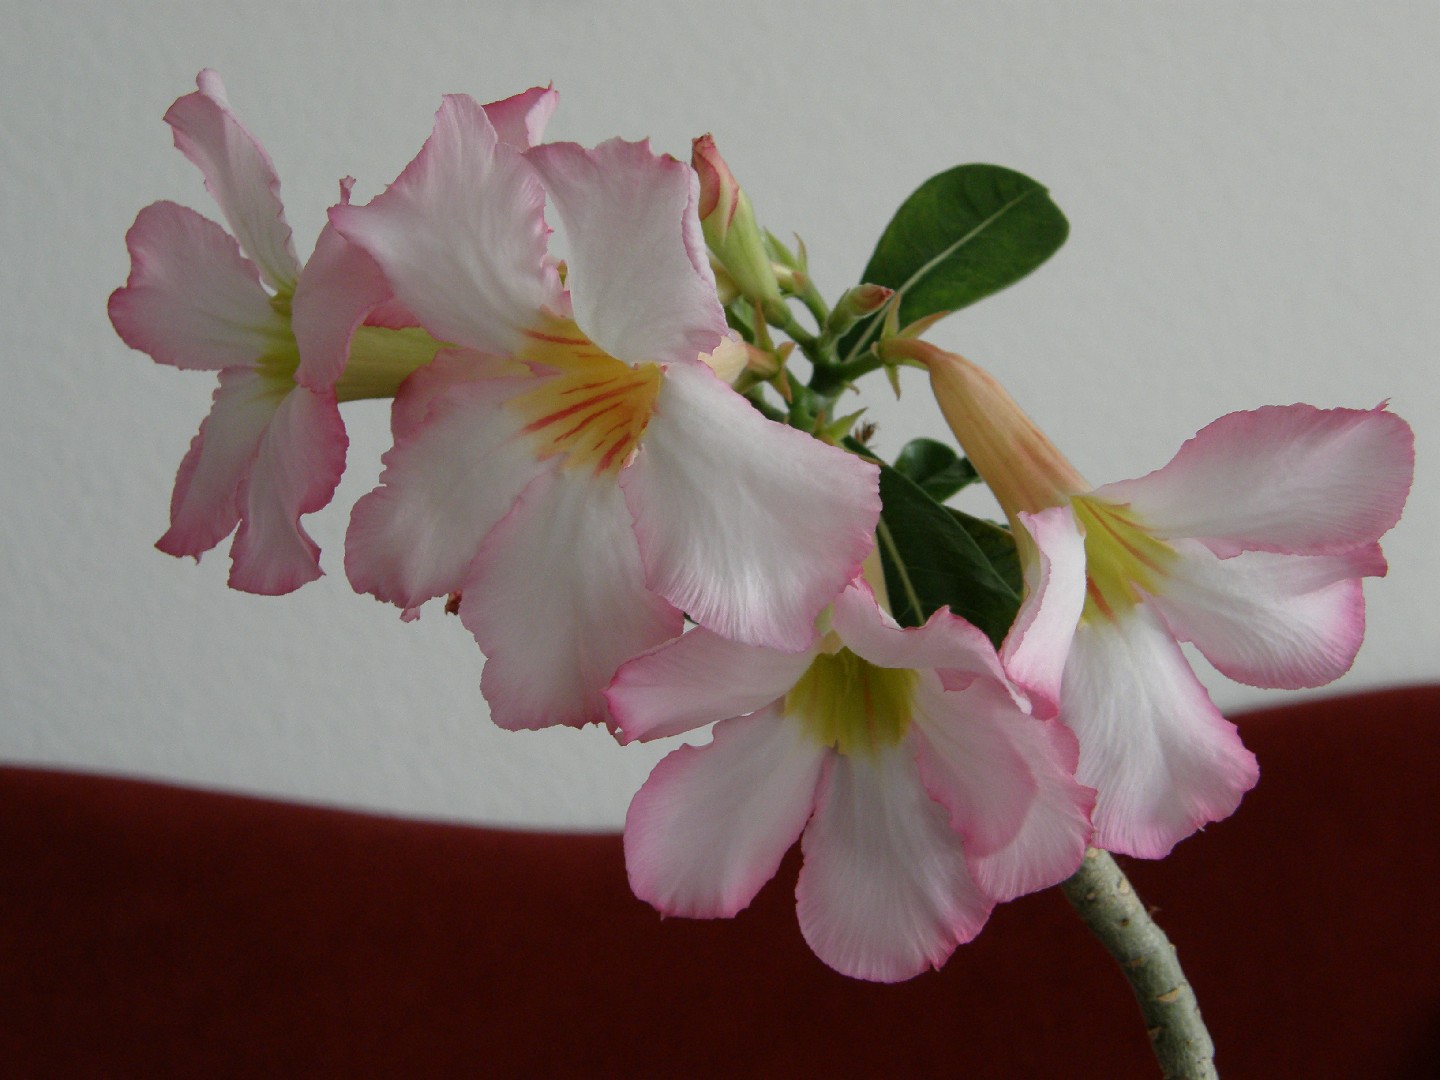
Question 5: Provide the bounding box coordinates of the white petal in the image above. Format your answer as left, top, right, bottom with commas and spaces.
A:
463, 467, 683, 730
526, 138, 728, 365
1001, 506, 1087, 717
622, 362, 880, 651
1095, 405, 1414, 557
345, 369, 538, 609
290, 219, 394, 392
109, 201, 282, 371
608, 628, 815, 743
330, 94, 563, 356
796, 744, 992, 982
1061, 609, 1259, 859
1149, 541, 1385, 690
625, 707, 826, 918
164, 70, 300, 293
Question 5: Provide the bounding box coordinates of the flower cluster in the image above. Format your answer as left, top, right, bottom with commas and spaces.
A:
113, 73, 1413, 982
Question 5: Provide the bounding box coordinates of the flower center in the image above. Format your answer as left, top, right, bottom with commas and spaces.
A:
785, 647, 918, 757
1070, 495, 1179, 623
508, 318, 663, 477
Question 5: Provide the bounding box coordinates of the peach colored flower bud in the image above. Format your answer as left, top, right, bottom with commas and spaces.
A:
691, 135, 781, 307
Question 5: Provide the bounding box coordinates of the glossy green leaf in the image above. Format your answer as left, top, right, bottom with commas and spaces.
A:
893, 438, 979, 502
874, 460, 1021, 646
840, 164, 1068, 360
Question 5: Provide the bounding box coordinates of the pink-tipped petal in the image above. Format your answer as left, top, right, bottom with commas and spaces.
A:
831, 580, 1010, 688
463, 468, 683, 730
156, 367, 281, 561
330, 94, 562, 357
607, 628, 815, 743
290, 219, 394, 391
526, 138, 728, 365
912, 677, 1091, 900
622, 362, 880, 651
625, 706, 826, 918
1095, 405, 1415, 557
1001, 506, 1088, 717
1149, 541, 1386, 690
388, 347, 524, 442
483, 85, 559, 150
345, 371, 538, 609
164, 70, 300, 293
1062, 609, 1260, 859
109, 201, 283, 371
227, 386, 346, 594
796, 746, 992, 982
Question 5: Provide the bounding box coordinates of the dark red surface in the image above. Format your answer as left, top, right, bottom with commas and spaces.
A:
3, 686, 1439, 1078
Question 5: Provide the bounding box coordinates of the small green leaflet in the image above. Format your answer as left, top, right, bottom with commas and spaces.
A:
840, 164, 1069, 361
892, 437, 979, 502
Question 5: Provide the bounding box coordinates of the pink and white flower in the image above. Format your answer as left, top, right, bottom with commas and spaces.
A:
609, 527, 1095, 983
332, 94, 880, 731
107, 71, 437, 593
900, 340, 1415, 858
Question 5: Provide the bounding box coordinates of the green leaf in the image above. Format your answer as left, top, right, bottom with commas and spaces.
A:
893, 438, 979, 502
874, 460, 1021, 646
840, 164, 1069, 360
948, 508, 1024, 599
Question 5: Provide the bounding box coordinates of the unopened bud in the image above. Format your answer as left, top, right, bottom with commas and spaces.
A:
825, 283, 894, 339
692, 135, 782, 306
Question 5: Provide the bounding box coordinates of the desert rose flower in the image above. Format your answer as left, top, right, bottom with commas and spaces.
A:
608, 518, 1094, 983
894, 339, 1414, 858
108, 71, 465, 593
332, 94, 880, 730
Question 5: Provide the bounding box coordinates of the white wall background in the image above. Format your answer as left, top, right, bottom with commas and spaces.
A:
3, 0, 1435, 828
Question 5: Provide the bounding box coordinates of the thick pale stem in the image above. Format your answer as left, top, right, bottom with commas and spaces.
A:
1060, 848, 1218, 1080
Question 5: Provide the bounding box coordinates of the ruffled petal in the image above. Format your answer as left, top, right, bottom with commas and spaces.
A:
482, 85, 559, 150
912, 677, 1091, 901
1094, 405, 1414, 558
463, 467, 683, 730
227, 386, 347, 594
625, 706, 826, 918
1061, 609, 1259, 859
330, 94, 563, 357
622, 362, 880, 651
109, 201, 283, 371
387, 347, 525, 442
608, 627, 814, 742
525, 138, 728, 365
156, 367, 280, 560
796, 744, 992, 982
1000, 506, 1088, 717
345, 369, 538, 609
1149, 540, 1386, 690
290, 216, 394, 392
831, 580, 1011, 689
163, 70, 300, 293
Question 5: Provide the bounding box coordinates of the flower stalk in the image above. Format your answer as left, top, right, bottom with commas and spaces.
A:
1060, 848, 1218, 1080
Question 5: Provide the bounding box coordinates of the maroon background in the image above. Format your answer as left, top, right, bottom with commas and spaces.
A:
4, 686, 1438, 1078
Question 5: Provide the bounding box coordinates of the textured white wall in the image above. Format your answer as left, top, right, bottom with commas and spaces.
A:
3, 1, 1435, 827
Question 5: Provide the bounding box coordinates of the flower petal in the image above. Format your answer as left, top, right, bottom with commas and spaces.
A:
109, 201, 282, 371
345, 369, 538, 609
912, 677, 1091, 901
622, 362, 880, 651
330, 94, 563, 356
625, 706, 826, 918
227, 386, 347, 594
796, 744, 993, 982
526, 138, 728, 365
1094, 405, 1415, 557
1149, 541, 1386, 690
156, 367, 280, 560
607, 628, 815, 743
482, 85, 559, 150
1001, 506, 1088, 717
290, 218, 394, 392
163, 70, 300, 293
1061, 609, 1259, 859
463, 467, 683, 730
